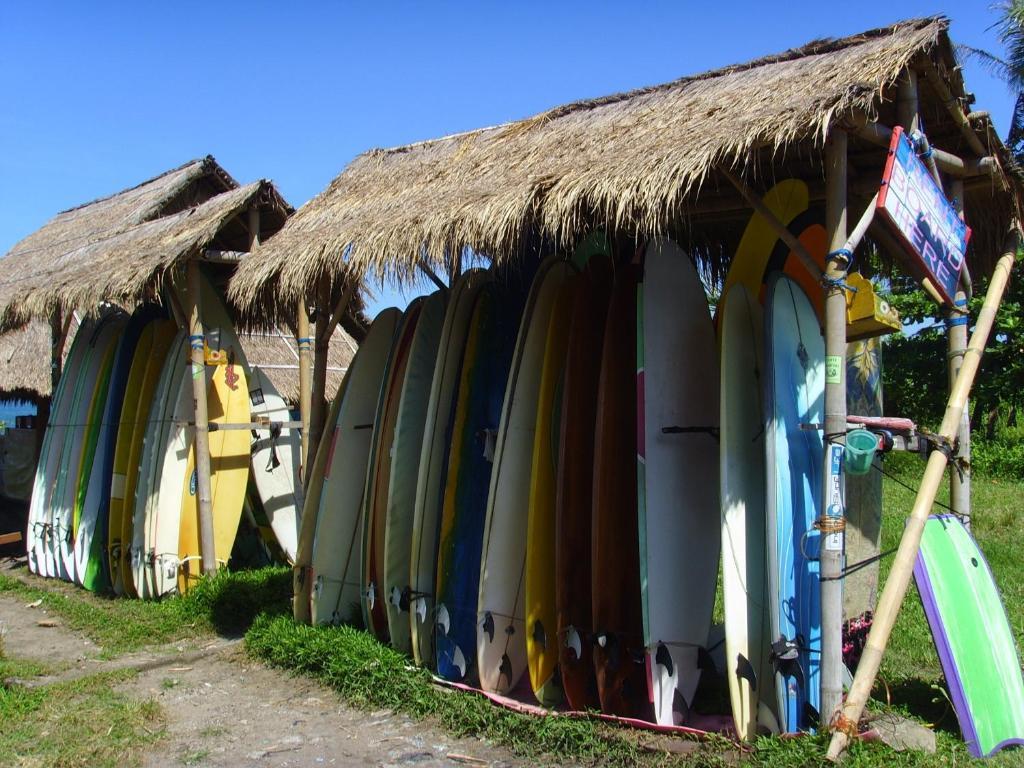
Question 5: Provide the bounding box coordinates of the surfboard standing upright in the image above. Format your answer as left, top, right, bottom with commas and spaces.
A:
409, 271, 490, 668
479, 256, 573, 696
637, 241, 720, 726
765, 274, 824, 732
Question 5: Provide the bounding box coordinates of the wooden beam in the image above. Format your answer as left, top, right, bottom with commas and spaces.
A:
186, 259, 217, 577
306, 276, 334, 488
918, 60, 989, 158
0, 531, 23, 546
721, 168, 824, 280
856, 121, 996, 178
297, 297, 312, 479
820, 127, 848, 727
418, 259, 447, 290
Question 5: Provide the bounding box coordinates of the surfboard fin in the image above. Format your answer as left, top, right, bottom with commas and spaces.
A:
770, 637, 805, 689
452, 644, 467, 679
389, 586, 403, 609
736, 653, 758, 690
533, 620, 546, 650
365, 581, 376, 610
436, 603, 451, 636
655, 643, 675, 677
482, 428, 497, 462
415, 597, 427, 624
482, 611, 495, 642
565, 625, 583, 660
499, 653, 513, 684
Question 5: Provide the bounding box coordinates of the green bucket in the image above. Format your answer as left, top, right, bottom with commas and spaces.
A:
845, 429, 878, 475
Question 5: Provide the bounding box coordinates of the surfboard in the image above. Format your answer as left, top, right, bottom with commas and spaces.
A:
54, 314, 126, 582
108, 321, 157, 594
435, 282, 519, 682
119, 321, 178, 598
764, 273, 823, 732
71, 336, 118, 588
914, 515, 1024, 758
248, 366, 303, 563
638, 240, 720, 726
361, 300, 422, 640
556, 252, 612, 712
80, 305, 162, 592
131, 330, 186, 599
292, 360, 350, 623
524, 276, 574, 705
383, 289, 446, 656
409, 270, 490, 668
309, 308, 400, 626
28, 317, 93, 578
720, 284, 779, 739
479, 256, 573, 696
592, 257, 650, 720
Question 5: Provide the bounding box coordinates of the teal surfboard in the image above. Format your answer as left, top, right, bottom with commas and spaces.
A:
914, 515, 1024, 758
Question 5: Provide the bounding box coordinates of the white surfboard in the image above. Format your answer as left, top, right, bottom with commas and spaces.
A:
477, 256, 574, 694
131, 331, 186, 599
639, 240, 720, 726
28, 318, 93, 577
720, 284, 779, 739
248, 366, 303, 562
310, 308, 400, 626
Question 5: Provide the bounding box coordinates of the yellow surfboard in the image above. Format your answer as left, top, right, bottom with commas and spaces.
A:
177, 357, 250, 593
108, 322, 156, 594
525, 279, 575, 705
721, 179, 808, 305
117, 321, 178, 598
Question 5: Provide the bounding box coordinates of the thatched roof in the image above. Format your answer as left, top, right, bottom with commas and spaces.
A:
0, 315, 81, 403
230, 16, 1022, 311
0, 177, 291, 331
240, 325, 357, 405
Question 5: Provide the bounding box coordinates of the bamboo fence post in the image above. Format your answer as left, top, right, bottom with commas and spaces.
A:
186, 259, 217, 576
820, 128, 849, 725
947, 179, 971, 527
827, 233, 1019, 761
297, 297, 312, 478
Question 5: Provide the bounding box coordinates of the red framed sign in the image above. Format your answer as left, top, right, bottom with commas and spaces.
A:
877, 126, 971, 304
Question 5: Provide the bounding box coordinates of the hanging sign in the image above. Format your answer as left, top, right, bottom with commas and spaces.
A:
876, 126, 971, 304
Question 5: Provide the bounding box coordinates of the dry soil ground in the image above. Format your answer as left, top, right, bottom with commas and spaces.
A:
0, 589, 525, 767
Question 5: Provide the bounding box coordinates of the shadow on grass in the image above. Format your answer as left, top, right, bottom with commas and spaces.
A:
875, 677, 961, 736
183, 567, 292, 637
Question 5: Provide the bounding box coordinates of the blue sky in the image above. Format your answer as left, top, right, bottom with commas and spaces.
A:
0, 2, 1014, 316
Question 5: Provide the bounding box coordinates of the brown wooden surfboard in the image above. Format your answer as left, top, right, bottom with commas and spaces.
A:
591, 257, 651, 720
556, 253, 612, 711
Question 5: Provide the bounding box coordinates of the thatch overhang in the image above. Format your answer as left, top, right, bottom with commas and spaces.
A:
0, 315, 81, 403
240, 325, 357, 405
0, 179, 292, 331
230, 16, 1023, 312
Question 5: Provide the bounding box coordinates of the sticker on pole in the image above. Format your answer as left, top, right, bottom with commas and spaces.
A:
824, 444, 844, 552
877, 126, 971, 304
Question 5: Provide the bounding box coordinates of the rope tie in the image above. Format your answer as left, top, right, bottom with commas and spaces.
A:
830, 710, 861, 738
814, 517, 846, 534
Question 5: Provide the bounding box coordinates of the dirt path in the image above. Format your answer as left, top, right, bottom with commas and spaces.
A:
0, 593, 525, 767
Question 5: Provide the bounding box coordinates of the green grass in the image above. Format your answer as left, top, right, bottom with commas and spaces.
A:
0, 667, 163, 768
0, 566, 291, 656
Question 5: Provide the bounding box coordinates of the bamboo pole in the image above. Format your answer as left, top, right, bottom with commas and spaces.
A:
418, 259, 447, 290
306, 277, 332, 486
918, 61, 989, 158
947, 179, 971, 526
820, 129, 848, 725
827, 232, 1019, 760
186, 259, 217, 576
855, 121, 996, 178
297, 298, 312, 478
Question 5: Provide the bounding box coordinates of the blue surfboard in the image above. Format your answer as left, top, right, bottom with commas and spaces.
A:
764, 273, 824, 732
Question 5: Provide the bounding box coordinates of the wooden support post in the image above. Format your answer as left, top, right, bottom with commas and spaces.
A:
919, 61, 989, 158
947, 179, 971, 526
855, 121, 996, 178
820, 128, 849, 726
305, 278, 331, 486
186, 259, 217, 576
49, 308, 65, 394
827, 232, 1019, 761
297, 297, 312, 478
